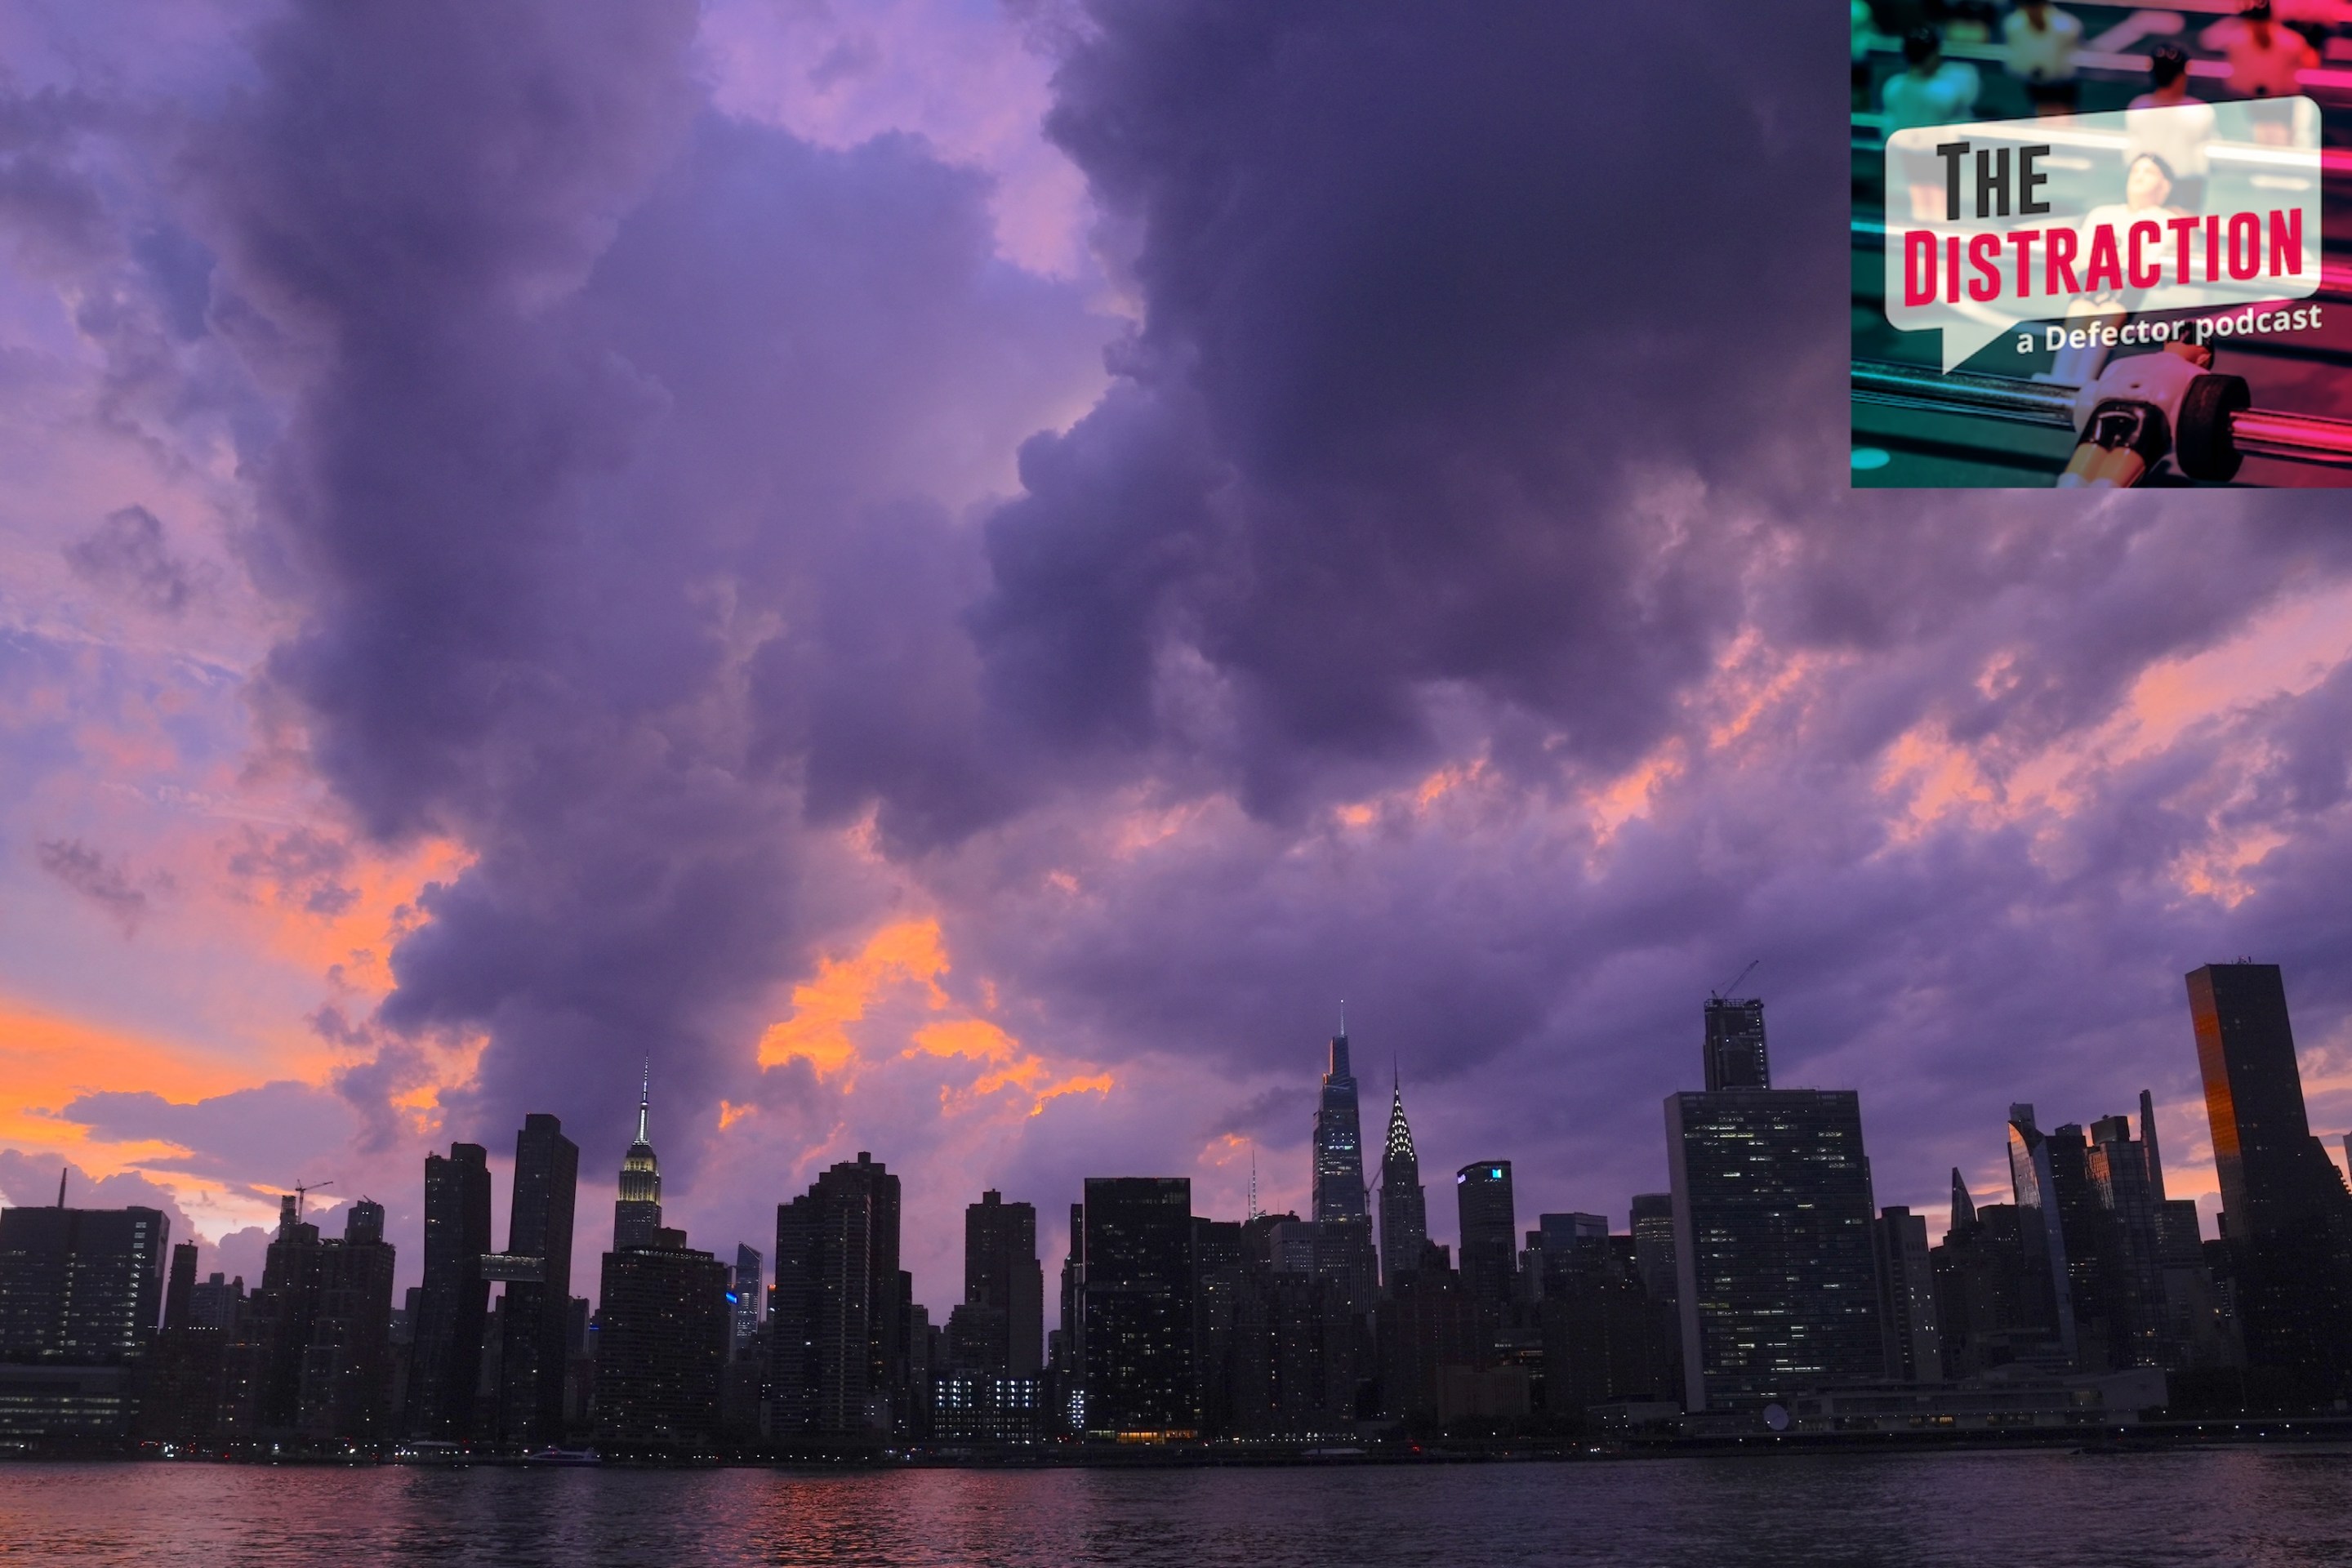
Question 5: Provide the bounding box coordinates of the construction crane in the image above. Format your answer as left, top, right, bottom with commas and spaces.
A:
1712, 959, 1761, 1002
288, 1178, 335, 1223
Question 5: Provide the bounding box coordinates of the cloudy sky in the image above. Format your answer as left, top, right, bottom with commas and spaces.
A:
5, 0, 2352, 1314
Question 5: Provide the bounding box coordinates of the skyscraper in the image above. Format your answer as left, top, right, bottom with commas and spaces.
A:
1312, 1024, 1368, 1225
1454, 1161, 1517, 1304
2006, 1104, 2078, 1366
1629, 1193, 1677, 1307
960, 1190, 1043, 1376
1703, 996, 1770, 1091
1874, 1206, 1941, 1382
404, 1142, 491, 1440
730, 1245, 762, 1357
0, 1199, 169, 1446
1377, 1076, 1428, 1290
1078, 1177, 1196, 1437
2084, 1111, 2169, 1369
595, 1226, 728, 1455
771, 1152, 911, 1441
494, 1113, 579, 1449
613, 1062, 662, 1254
2187, 962, 2352, 1392
297, 1199, 398, 1442
1665, 1088, 1882, 1411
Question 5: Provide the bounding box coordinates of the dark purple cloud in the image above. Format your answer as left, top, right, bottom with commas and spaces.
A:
64, 504, 201, 614
34, 838, 164, 934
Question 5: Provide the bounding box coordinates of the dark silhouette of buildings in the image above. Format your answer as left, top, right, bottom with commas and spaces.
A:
1076, 1177, 1195, 1437
613, 1063, 663, 1254
2005, 1103, 2080, 1366
1378, 1076, 1428, 1289
2188, 962, 2352, 1396
771, 1152, 911, 1441
404, 1142, 491, 1441
1703, 996, 1770, 1091
1666, 1077, 1882, 1410
595, 1226, 728, 1455
492, 1113, 579, 1448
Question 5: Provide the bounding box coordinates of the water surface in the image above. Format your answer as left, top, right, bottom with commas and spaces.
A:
3, 1450, 2349, 1565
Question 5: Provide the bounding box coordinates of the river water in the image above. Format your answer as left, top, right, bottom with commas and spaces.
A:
3, 1449, 2349, 1565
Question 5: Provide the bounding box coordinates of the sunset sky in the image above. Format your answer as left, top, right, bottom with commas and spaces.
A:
6, 0, 2352, 1316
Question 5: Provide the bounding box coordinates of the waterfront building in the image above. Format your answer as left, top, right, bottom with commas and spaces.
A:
2187, 962, 2352, 1394
0, 1198, 169, 1446
594, 1226, 728, 1455
1077, 1176, 1195, 1437
771, 1152, 911, 1441
2006, 1104, 2080, 1365
492, 1113, 579, 1448
404, 1142, 491, 1441
1310, 1027, 1378, 1312
1665, 1081, 1882, 1411
296, 1199, 397, 1444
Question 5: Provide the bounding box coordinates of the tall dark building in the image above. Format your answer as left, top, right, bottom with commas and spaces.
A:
1931, 1169, 2069, 1378
1874, 1206, 1941, 1381
2084, 1112, 2169, 1370
0, 1202, 169, 1365
404, 1142, 492, 1440
1078, 1177, 1195, 1437
730, 1245, 762, 1357
1312, 1025, 1368, 1225
1378, 1076, 1428, 1290
960, 1191, 1042, 1376
1703, 996, 1770, 1091
138, 1242, 227, 1447
771, 1152, 910, 1441
494, 1113, 579, 1448
1454, 1161, 1517, 1304
2187, 962, 2352, 1393
0, 1199, 169, 1446
298, 1199, 397, 1443
613, 1063, 663, 1254
1629, 1193, 1677, 1307
595, 1226, 728, 1455
244, 1194, 325, 1436
2005, 1104, 2079, 1366
1665, 1089, 1882, 1410
1309, 1027, 1379, 1312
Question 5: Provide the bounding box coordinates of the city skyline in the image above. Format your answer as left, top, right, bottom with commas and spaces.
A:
12, 0, 2352, 1375
7, 968, 2348, 1332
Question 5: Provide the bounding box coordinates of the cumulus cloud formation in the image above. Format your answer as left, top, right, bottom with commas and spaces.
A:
8, 0, 2352, 1304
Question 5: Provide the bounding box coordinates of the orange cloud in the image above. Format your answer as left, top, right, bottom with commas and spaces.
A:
756, 919, 951, 1076
753, 920, 1113, 1116
0, 1001, 243, 1165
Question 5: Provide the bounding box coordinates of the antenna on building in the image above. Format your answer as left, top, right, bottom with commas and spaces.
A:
637, 1055, 651, 1144
1711, 958, 1761, 1001
1248, 1146, 1259, 1223
1339, 998, 1347, 1039
57, 1167, 67, 1207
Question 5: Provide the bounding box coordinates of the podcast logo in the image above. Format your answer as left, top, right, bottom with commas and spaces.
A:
1882, 100, 2322, 372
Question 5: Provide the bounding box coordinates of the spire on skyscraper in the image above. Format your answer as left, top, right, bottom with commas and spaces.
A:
1949, 1167, 1976, 1232
635, 1055, 650, 1146
1383, 1075, 1417, 1167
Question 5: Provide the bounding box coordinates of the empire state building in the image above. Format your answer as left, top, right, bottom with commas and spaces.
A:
613, 1061, 662, 1252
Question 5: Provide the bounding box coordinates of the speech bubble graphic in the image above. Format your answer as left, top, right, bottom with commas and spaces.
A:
1882, 101, 2322, 373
